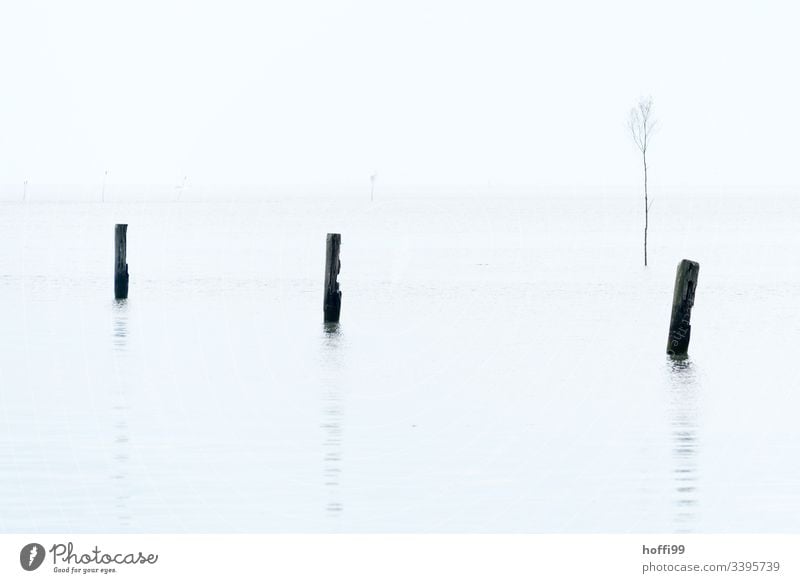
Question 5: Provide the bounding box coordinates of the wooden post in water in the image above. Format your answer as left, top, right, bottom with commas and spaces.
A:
114, 224, 129, 299
323, 233, 342, 322
667, 259, 699, 357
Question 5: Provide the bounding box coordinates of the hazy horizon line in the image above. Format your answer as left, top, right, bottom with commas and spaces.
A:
2, 182, 798, 201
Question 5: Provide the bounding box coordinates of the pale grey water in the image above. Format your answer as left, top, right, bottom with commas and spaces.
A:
1, 194, 799, 533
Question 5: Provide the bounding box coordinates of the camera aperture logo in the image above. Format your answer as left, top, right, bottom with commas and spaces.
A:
20, 543, 46, 571
19, 541, 158, 575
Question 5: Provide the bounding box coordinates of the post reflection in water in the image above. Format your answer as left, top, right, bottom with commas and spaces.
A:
320, 322, 345, 523
666, 357, 700, 533
111, 299, 132, 528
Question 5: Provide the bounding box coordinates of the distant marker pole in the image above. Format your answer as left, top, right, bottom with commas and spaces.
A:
178, 175, 187, 201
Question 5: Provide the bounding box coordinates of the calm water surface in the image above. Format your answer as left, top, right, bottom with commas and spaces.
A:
1, 194, 799, 532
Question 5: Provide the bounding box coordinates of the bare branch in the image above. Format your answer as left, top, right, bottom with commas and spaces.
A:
628, 96, 656, 267
628, 96, 655, 154
629, 107, 645, 152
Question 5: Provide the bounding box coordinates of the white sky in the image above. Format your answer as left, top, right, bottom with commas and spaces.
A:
1, 0, 799, 193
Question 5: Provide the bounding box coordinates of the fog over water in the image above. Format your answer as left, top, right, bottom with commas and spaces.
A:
2, 1, 800, 192
2, 0, 799, 536
1, 193, 798, 532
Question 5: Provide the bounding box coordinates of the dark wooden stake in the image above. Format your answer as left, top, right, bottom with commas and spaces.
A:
324, 233, 342, 322
114, 224, 129, 299
667, 259, 699, 357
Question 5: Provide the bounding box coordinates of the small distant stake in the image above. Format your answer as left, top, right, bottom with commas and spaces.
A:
177, 176, 187, 201
323, 234, 342, 322
370, 174, 376, 202
114, 224, 129, 299
667, 259, 699, 357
